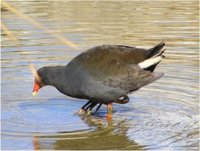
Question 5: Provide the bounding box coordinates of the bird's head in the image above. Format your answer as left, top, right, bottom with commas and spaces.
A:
30, 65, 46, 96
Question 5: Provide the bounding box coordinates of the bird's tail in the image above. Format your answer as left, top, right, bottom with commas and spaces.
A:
146, 41, 166, 58
138, 42, 166, 72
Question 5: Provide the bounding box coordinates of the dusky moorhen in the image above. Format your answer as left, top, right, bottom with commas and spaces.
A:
32, 42, 165, 117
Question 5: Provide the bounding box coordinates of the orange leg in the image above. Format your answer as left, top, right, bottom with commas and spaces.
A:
33, 136, 39, 150
107, 103, 113, 120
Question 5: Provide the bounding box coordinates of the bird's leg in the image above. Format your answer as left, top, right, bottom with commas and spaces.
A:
33, 136, 39, 150
81, 100, 92, 110
76, 100, 92, 115
85, 102, 93, 111
86, 102, 97, 115
95, 103, 102, 112
107, 103, 113, 120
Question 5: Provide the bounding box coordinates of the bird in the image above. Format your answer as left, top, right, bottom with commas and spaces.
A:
31, 42, 166, 118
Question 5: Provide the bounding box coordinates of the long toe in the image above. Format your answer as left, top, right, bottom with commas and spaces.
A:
95, 103, 102, 112
86, 110, 92, 115
76, 109, 86, 115
81, 100, 92, 110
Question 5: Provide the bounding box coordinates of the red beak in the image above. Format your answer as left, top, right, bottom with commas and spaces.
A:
32, 81, 40, 96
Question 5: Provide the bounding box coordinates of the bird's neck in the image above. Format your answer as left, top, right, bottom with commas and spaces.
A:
44, 66, 74, 95
43, 66, 66, 86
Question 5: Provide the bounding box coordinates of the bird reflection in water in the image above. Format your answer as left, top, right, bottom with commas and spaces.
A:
32, 114, 142, 150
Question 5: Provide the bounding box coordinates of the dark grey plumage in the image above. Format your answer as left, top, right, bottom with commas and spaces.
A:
37, 42, 165, 106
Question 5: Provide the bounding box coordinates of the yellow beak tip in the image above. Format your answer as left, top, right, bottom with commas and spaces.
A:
32, 92, 37, 96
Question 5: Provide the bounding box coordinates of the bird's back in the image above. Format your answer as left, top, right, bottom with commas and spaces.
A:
64, 43, 165, 103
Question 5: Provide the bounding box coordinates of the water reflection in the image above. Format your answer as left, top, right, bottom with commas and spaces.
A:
36, 115, 142, 150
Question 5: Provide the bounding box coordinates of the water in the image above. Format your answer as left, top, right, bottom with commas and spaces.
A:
1, 0, 199, 150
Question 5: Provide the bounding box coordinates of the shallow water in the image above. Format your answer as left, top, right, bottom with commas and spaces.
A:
1, 0, 199, 150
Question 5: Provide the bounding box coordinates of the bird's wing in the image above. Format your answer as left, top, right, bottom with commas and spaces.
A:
74, 46, 158, 92
88, 45, 147, 64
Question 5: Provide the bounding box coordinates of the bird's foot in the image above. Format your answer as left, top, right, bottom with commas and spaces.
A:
86, 110, 92, 115
76, 109, 86, 115
76, 102, 103, 116
76, 109, 92, 115
106, 114, 112, 121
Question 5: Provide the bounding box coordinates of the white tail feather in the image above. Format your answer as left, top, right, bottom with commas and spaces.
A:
138, 56, 163, 69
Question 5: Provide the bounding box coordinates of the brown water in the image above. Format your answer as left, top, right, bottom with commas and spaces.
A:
1, 0, 199, 150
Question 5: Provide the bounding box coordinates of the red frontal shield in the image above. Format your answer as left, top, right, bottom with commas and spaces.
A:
32, 81, 40, 96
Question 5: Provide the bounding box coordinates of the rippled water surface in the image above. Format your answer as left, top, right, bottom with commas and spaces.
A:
1, 0, 199, 150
